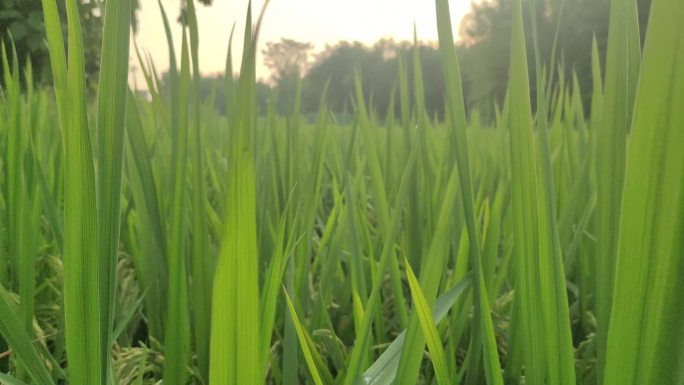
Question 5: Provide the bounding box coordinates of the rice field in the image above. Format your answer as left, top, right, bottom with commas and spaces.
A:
0, 0, 683, 384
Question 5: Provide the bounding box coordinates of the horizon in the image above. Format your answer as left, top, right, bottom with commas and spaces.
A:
128, 0, 478, 89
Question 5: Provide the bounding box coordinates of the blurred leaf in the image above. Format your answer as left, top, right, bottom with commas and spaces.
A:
8, 21, 27, 41
0, 10, 22, 20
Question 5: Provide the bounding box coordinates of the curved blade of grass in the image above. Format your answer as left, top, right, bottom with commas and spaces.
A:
404, 259, 451, 385
0, 284, 54, 385
112, 287, 148, 342
283, 288, 325, 385
360, 276, 471, 385
394, 137, 461, 385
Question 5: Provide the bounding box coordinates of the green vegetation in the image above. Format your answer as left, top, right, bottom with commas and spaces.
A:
0, 0, 683, 384
0, 0, 103, 85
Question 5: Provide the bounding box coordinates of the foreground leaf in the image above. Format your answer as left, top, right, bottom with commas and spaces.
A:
604, 0, 684, 383
404, 259, 451, 385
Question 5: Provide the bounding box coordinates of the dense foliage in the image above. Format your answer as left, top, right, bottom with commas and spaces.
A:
0, 0, 102, 85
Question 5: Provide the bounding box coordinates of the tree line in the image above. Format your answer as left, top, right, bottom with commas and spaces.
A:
2, 0, 651, 121
200, 0, 652, 121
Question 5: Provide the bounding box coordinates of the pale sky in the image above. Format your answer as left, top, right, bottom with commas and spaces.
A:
129, 0, 477, 88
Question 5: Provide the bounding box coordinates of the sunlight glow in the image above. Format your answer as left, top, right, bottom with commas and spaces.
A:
129, 0, 477, 88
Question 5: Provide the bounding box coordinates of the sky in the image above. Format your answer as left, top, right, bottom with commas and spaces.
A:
129, 0, 478, 88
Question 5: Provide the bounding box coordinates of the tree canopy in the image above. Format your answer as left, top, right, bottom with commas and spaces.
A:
0, 0, 195, 87
457, 0, 651, 115
0, 0, 102, 85
260, 0, 652, 121
262, 38, 314, 113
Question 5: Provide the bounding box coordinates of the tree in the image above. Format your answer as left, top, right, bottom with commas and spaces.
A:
262, 38, 313, 113
263, 38, 314, 84
457, 0, 652, 117
301, 39, 444, 120
0, 0, 103, 86
302, 41, 379, 116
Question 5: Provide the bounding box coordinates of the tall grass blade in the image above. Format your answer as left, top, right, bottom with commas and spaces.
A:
209, 3, 267, 384
525, 0, 577, 383
163, 28, 191, 385
125, 92, 168, 341
507, 0, 576, 383
39, 0, 67, 127
260, 195, 298, 368
61, 0, 102, 381
594, 0, 641, 371
184, 0, 212, 380
96, 0, 132, 381
432, 0, 503, 384
604, 0, 684, 383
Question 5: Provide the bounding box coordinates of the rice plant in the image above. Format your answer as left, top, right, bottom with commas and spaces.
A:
0, 0, 682, 383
